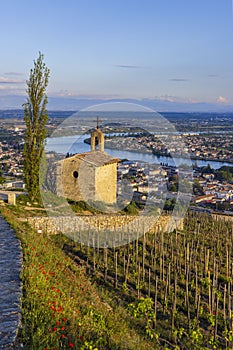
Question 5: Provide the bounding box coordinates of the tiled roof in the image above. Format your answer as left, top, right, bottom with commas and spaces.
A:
67, 150, 119, 167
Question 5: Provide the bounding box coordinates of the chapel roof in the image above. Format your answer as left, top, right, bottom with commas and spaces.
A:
65, 150, 119, 167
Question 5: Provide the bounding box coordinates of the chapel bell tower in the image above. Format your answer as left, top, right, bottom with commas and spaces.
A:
90, 122, 105, 152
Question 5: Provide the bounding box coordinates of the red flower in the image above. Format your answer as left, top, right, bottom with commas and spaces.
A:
57, 306, 63, 312
61, 326, 65, 331
53, 327, 57, 332
68, 343, 74, 348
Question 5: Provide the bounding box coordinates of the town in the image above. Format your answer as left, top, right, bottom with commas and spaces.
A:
105, 132, 233, 163
117, 159, 233, 214
1, 112, 233, 214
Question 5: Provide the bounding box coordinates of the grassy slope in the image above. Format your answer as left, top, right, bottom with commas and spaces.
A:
0, 205, 154, 350
3, 199, 233, 349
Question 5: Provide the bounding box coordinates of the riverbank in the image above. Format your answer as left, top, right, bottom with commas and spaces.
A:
104, 143, 233, 168
46, 134, 233, 169
104, 142, 233, 166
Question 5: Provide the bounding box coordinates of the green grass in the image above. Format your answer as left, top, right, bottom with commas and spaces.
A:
0, 205, 154, 350
3, 200, 233, 349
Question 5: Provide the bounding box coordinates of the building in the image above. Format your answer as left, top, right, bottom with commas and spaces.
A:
56, 126, 119, 204
193, 194, 214, 204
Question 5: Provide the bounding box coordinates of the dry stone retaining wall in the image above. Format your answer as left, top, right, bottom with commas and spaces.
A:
27, 214, 183, 237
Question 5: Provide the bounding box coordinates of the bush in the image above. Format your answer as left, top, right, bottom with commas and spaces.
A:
124, 201, 139, 215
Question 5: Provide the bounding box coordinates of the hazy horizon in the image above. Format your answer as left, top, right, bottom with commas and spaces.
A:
1, 95, 233, 113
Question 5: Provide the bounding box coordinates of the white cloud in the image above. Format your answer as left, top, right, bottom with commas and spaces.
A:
0, 77, 25, 95
216, 96, 228, 104
4, 72, 24, 76
154, 95, 194, 103
0, 77, 24, 84
50, 90, 123, 100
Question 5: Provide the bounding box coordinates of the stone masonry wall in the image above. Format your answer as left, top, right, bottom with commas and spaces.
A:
27, 214, 183, 236
95, 163, 117, 203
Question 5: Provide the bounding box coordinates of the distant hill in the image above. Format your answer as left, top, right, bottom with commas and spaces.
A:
1, 94, 233, 113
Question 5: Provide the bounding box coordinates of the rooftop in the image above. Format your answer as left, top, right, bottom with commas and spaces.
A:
65, 150, 119, 167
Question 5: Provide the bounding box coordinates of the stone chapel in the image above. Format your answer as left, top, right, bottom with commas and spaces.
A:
56, 126, 119, 204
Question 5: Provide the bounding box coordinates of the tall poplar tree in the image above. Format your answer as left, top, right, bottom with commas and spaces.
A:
23, 52, 50, 202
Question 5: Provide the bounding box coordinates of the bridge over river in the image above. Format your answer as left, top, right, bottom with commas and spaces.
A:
0, 216, 22, 348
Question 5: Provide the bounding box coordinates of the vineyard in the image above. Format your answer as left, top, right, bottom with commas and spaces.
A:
55, 212, 233, 349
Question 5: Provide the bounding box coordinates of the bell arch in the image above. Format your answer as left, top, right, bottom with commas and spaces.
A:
90, 128, 105, 152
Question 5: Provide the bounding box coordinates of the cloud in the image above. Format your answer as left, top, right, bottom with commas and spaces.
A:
0, 86, 25, 95
208, 74, 218, 78
0, 77, 24, 84
114, 64, 143, 69
156, 95, 178, 102
51, 90, 123, 100
4, 72, 24, 76
154, 95, 185, 103
216, 96, 228, 104
0, 77, 25, 95
169, 78, 189, 82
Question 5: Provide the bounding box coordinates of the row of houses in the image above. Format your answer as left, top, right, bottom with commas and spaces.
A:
193, 179, 233, 206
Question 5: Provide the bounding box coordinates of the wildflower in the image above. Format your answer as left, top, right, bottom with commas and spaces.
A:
68, 342, 74, 348
53, 327, 57, 332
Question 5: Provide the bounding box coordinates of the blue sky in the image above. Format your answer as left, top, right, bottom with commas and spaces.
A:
1, 0, 233, 109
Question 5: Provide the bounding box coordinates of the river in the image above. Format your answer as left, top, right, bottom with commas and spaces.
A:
46, 134, 233, 170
